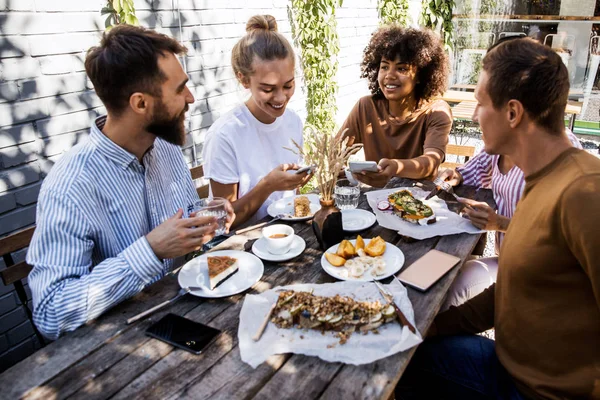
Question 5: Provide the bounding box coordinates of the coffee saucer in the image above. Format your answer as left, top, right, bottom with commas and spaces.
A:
251, 235, 306, 262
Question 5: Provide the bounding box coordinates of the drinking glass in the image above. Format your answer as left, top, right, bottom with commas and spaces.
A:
189, 197, 228, 235
334, 179, 360, 210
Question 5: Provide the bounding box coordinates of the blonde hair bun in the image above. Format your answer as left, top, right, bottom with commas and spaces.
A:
232, 14, 294, 81
246, 15, 278, 33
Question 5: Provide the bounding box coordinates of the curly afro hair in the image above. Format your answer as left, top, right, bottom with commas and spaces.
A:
361, 25, 449, 103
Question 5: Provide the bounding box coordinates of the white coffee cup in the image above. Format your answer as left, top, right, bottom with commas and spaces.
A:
262, 224, 295, 255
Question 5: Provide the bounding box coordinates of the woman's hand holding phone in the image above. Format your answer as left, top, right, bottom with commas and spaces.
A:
351, 158, 395, 188
264, 163, 312, 192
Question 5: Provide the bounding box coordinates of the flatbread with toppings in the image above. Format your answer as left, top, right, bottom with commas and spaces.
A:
387, 190, 436, 226
271, 290, 396, 344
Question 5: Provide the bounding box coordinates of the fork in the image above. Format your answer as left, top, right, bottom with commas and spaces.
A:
373, 280, 417, 334
432, 177, 461, 201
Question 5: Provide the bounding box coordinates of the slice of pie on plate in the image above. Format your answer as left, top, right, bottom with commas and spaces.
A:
207, 256, 239, 290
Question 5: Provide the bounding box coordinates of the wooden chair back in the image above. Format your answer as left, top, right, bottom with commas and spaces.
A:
441, 144, 476, 170
0, 226, 46, 345
190, 165, 209, 199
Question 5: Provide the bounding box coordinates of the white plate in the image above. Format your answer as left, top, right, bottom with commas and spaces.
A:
320, 238, 405, 282
267, 194, 321, 221
178, 250, 264, 298
252, 235, 306, 262
341, 209, 377, 232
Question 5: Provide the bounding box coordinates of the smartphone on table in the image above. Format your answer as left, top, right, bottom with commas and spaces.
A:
348, 161, 379, 173
145, 313, 221, 355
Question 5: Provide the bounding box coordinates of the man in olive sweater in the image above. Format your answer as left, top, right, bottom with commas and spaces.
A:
397, 39, 600, 399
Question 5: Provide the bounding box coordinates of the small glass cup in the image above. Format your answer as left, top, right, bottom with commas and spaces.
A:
334, 179, 360, 210
189, 197, 228, 235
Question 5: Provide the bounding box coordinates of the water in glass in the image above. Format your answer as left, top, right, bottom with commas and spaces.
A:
334, 182, 360, 210
189, 198, 228, 235
197, 209, 227, 235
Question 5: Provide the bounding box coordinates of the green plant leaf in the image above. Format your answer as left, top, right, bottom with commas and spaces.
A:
113, 0, 122, 14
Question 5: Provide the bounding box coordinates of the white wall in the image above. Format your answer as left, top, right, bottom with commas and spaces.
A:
0, 0, 380, 371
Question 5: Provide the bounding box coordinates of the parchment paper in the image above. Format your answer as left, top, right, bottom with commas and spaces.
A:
365, 187, 484, 240
238, 280, 422, 368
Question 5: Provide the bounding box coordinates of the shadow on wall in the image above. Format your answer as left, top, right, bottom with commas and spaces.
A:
0, 9, 104, 237
0, 0, 239, 374
0, 0, 238, 235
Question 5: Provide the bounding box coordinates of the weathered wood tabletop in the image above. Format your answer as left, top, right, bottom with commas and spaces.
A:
0, 178, 494, 400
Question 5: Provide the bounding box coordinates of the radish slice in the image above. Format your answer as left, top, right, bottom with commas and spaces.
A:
377, 201, 390, 211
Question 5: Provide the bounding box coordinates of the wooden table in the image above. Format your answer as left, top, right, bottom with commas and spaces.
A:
0, 178, 494, 400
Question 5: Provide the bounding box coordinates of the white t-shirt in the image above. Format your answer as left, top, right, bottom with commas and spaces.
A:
202, 103, 304, 224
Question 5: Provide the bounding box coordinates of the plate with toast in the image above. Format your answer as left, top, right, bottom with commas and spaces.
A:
178, 250, 264, 298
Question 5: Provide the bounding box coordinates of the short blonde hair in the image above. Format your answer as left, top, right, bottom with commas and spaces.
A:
231, 15, 295, 84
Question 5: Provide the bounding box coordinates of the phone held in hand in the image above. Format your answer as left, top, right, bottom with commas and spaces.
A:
145, 313, 221, 355
295, 164, 316, 175
348, 161, 378, 173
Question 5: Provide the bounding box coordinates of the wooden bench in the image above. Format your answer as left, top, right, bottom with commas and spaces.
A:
451, 101, 477, 120
0, 226, 46, 346
441, 143, 476, 169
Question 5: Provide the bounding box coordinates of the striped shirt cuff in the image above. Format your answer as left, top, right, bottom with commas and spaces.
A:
122, 236, 164, 283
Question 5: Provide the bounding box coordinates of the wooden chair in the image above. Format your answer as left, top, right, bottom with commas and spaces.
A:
190, 164, 209, 198
441, 144, 476, 170
0, 226, 46, 346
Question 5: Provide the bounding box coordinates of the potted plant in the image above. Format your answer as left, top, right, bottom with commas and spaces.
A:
288, 128, 362, 249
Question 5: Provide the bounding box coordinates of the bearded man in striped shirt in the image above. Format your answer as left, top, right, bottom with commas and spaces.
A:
26, 25, 234, 339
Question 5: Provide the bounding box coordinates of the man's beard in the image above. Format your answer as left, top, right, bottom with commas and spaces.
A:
146, 100, 187, 146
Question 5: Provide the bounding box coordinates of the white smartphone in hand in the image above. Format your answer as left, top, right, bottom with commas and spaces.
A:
295, 164, 316, 175
348, 161, 378, 173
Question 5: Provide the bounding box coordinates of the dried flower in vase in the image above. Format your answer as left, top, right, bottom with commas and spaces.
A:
286, 127, 362, 202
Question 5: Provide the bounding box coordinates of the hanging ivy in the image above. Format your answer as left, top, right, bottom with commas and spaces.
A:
377, 0, 409, 26
420, 0, 456, 51
102, 0, 139, 30
289, 0, 343, 137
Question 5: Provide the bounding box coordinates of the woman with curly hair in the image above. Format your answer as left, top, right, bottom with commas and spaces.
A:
340, 25, 452, 187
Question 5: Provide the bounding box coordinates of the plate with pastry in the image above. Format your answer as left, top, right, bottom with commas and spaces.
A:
320, 236, 405, 282
178, 250, 264, 298
267, 194, 321, 221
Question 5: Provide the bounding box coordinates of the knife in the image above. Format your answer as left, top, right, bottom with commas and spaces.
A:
373, 280, 417, 334
425, 187, 441, 200
126, 286, 205, 325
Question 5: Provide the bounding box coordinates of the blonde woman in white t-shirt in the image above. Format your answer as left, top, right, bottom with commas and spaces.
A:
203, 15, 311, 227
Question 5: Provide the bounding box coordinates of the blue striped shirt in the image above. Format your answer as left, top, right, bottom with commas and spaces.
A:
27, 116, 199, 339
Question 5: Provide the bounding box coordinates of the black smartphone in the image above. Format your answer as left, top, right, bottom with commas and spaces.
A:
145, 313, 221, 355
